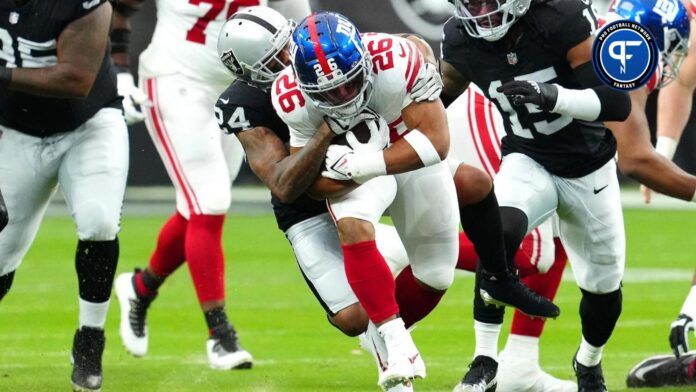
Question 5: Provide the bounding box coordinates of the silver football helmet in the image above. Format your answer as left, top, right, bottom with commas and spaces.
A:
450, 0, 531, 41
217, 6, 296, 88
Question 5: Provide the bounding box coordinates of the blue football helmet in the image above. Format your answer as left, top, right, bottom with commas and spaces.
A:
608, 0, 691, 88
291, 12, 373, 119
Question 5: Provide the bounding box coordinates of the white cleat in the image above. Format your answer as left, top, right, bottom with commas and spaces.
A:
114, 272, 151, 357
206, 326, 253, 370
359, 322, 415, 391
377, 318, 426, 391
497, 349, 577, 392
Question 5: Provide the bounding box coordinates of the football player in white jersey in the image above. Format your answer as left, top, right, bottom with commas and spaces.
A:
273, 12, 559, 390
110, 0, 311, 370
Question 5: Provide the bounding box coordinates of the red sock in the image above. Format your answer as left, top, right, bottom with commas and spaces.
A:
148, 212, 188, 278
186, 214, 226, 304
510, 238, 567, 337
456, 232, 478, 272
395, 265, 445, 328
343, 240, 398, 324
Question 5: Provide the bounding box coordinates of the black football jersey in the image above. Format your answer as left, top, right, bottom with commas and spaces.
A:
216, 80, 327, 232
442, 0, 616, 178
0, 0, 120, 137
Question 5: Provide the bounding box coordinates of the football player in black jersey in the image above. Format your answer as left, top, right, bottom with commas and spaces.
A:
440, 0, 634, 391
0, 1, 127, 391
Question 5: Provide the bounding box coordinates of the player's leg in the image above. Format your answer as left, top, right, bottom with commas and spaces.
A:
0, 186, 8, 234
455, 153, 559, 392
390, 161, 459, 329
330, 176, 418, 389
58, 108, 128, 391
0, 127, 59, 301
498, 236, 576, 392
555, 159, 625, 392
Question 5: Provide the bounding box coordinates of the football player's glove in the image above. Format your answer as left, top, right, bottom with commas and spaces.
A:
322, 146, 386, 184
410, 62, 443, 102
497, 80, 558, 111
324, 108, 383, 136
670, 314, 694, 357
116, 71, 150, 125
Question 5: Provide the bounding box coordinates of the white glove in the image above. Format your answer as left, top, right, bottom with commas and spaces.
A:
322, 145, 386, 184
345, 115, 389, 153
410, 62, 442, 102
117, 72, 150, 125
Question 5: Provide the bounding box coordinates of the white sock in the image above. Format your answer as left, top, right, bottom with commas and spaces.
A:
79, 298, 110, 329
503, 334, 539, 360
474, 321, 501, 361
576, 337, 603, 367
680, 285, 696, 320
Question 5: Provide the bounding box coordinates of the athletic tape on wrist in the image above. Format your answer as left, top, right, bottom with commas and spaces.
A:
552, 84, 601, 121
403, 129, 441, 166
655, 136, 678, 160
355, 151, 387, 183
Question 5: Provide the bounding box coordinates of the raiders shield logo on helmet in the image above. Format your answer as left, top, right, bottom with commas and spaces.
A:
220, 50, 244, 76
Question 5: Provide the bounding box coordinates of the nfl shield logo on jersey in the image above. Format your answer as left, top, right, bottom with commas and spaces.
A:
507, 52, 518, 65
8, 12, 19, 24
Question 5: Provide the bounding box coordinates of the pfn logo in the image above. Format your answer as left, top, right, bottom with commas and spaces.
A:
608, 40, 643, 74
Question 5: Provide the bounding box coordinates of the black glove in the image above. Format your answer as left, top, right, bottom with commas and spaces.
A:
497, 80, 559, 111
669, 313, 694, 357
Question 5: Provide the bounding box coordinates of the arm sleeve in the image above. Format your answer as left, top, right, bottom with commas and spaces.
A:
554, 62, 631, 122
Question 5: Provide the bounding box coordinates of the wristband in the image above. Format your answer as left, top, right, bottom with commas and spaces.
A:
655, 136, 678, 161
552, 84, 601, 121
404, 129, 441, 166
354, 151, 387, 184
0, 67, 12, 88
680, 285, 696, 320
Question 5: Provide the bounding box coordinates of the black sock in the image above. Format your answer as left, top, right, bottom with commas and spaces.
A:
580, 288, 623, 347
75, 239, 119, 303
499, 206, 529, 272
0, 187, 8, 233
205, 307, 230, 335
140, 268, 164, 293
460, 188, 508, 274
473, 263, 505, 324
0, 271, 14, 301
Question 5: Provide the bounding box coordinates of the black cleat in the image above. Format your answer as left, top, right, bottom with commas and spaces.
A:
574, 354, 608, 392
71, 327, 105, 392
479, 270, 560, 319
206, 323, 253, 370
626, 351, 696, 388
453, 355, 498, 392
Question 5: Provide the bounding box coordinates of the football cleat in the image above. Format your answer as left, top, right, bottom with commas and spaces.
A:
626, 351, 696, 388
207, 323, 253, 370
480, 270, 560, 319
114, 271, 153, 357
497, 349, 576, 392
71, 327, 105, 392
377, 318, 426, 391
453, 355, 498, 392
573, 354, 607, 392
359, 322, 415, 392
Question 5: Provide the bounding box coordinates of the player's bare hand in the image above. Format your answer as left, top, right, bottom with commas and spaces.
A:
410, 62, 442, 102
670, 314, 694, 357
640, 184, 653, 204
497, 80, 558, 111
116, 71, 150, 125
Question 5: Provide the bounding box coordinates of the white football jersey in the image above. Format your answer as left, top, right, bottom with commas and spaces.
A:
271, 33, 424, 147
139, 0, 263, 84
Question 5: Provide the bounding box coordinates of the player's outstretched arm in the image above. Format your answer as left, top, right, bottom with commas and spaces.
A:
439, 59, 470, 108
240, 123, 335, 203
607, 89, 696, 202
4, 2, 112, 98
497, 37, 631, 122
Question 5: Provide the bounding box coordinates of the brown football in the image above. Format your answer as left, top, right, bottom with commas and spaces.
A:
331, 120, 373, 147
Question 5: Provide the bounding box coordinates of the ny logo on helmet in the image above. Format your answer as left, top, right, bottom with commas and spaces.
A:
335, 15, 354, 36
653, 0, 679, 22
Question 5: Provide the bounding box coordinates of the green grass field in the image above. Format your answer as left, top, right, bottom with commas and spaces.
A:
0, 209, 694, 391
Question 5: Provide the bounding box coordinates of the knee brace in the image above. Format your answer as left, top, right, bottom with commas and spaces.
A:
580, 287, 623, 347
0, 271, 15, 301
74, 200, 121, 241
76, 239, 119, 303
